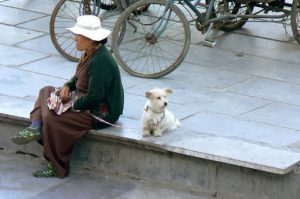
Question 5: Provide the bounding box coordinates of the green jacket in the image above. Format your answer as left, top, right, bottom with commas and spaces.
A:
64, 45, 124, 128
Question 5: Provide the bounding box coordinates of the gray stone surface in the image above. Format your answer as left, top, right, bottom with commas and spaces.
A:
0, 5, 45, 25
1, 0, 300, 190
228, 77, 300, 106
0, 25, 44, 45
216, 33, 300, 64
235, 22, 294, 42
20, 55, 76, 79
241, 102, 300, 130
0, 45, 47, 65
18, 15, 51, 33
0, 151, 208, 199
220, 55, 300, 84
1, 0, 59, 14
17, 35, 61, 55
0, 65, 64, 98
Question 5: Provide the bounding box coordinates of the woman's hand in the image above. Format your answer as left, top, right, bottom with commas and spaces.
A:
60, 86, 71, 102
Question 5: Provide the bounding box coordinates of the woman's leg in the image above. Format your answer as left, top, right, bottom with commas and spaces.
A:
30, 86, 55, 121
40, 109, 93, 178
11, 86, 55, 145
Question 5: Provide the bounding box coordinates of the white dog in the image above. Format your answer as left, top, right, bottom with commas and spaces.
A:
142, 88, 180, 137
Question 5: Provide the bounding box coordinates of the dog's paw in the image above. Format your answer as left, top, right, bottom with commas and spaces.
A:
153, 130, 162, 137
143, 130, 151, 137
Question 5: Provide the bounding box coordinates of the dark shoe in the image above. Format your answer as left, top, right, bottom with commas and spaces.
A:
11, 127, 42, 145
33, 162, 57, 178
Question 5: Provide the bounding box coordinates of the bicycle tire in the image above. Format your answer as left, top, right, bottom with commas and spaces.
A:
111, 0, 191, 78
213, 0, 254, 32
50, 0, 122, 62
291, 0, 300, 44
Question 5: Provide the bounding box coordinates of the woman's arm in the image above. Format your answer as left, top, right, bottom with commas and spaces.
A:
63, 75, 77, 91
73, 54, 112, 110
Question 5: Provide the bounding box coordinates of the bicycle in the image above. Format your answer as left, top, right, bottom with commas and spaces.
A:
111, 0, 300, 78
50, 0, 125, 61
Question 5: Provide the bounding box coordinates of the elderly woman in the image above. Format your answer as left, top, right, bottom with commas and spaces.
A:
11, 15, 124, 178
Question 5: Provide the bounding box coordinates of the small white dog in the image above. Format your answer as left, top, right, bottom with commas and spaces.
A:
142, 88, 180, 137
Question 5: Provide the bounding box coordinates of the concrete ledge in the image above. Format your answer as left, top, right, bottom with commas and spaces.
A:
2, 113, 300, 175
88, 116, 300, 175
2, 113, 300, 198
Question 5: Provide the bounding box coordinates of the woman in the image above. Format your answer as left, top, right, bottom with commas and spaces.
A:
11, 15, 124, 178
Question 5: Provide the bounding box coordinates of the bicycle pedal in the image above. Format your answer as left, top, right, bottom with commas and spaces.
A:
202, 39, 216, 48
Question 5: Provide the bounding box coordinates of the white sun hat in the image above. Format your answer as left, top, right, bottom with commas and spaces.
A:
67, 15, 111, 41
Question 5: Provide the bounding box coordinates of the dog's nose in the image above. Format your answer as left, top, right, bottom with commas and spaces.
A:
164, 102, 168, 106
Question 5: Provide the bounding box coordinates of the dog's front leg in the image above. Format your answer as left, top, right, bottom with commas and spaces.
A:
153, 129, 163, 137
143, 127, 151, 137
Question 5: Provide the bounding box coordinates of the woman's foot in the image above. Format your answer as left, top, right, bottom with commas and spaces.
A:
11, 127, 42, 145
33, 162, 57, 178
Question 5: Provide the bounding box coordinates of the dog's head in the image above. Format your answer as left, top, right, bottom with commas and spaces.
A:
145, 88, 173, 113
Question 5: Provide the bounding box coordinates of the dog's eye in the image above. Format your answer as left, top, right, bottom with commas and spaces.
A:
157, 97, 161, 100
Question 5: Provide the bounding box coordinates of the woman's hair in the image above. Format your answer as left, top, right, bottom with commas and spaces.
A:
95, 38, 108, 45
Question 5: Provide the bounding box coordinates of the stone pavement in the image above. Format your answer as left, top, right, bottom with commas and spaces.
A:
0, 150, 209, 199
1, 0, 300, 198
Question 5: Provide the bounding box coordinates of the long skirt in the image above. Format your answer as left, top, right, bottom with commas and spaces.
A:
30, 86, 94, 177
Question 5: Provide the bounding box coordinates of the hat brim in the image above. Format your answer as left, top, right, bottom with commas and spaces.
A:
67, 26, 111, 41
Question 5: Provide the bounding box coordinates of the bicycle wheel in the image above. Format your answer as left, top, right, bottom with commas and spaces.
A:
111, 0, 191, 78
213, 0, 254, 32
291, 0, 300, 44
50, 0, 122, 61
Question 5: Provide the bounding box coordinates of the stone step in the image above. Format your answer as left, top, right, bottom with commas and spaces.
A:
1, 113, 300, 199
0, 150, 211, 199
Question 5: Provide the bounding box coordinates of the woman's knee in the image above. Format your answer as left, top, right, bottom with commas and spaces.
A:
39, 86, 55, 94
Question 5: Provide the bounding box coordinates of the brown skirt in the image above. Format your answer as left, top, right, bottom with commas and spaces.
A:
30, 86, 94, 177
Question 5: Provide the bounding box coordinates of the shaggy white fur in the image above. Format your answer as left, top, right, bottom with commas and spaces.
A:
142, 88, 180, 137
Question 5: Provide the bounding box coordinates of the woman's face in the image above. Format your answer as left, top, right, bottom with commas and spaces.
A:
74, 34, 94, 51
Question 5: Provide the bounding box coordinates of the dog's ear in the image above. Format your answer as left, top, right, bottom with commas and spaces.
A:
145, 91, 152, 99
164, 89, 173, 95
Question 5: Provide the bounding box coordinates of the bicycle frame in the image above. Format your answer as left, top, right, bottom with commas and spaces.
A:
151, 0, 293, 36
110, 0, 300, 78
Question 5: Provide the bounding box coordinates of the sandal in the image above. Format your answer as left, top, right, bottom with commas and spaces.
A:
33, 162, 57, 178
11, 127, 42, 145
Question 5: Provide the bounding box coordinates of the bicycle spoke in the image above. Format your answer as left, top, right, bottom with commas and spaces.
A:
112, 0, 190, 78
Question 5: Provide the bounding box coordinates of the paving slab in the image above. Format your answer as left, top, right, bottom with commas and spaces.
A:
168, 64, 253, 89
183, 43, 244, 68
0, 45, 48, 66
240, 102, 300, 131
0, 95, 34, 118
126, 79, 270, 116
20, 55, 75, 79
0, 151, 69, 199
220, 55, 300, 84
1, 0, 59, 14
235, 21, 294, 42
0, 65, 64, 98
0, 25, 44, 46
166, 133, 300, 174
17, 35, 61, 55
17, 15, 51, 33
0, 5, 45, 25
0, 151, 209, 199
181, 111, 300, 147
216, 33, 300, 64
227, 77, 300, 106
